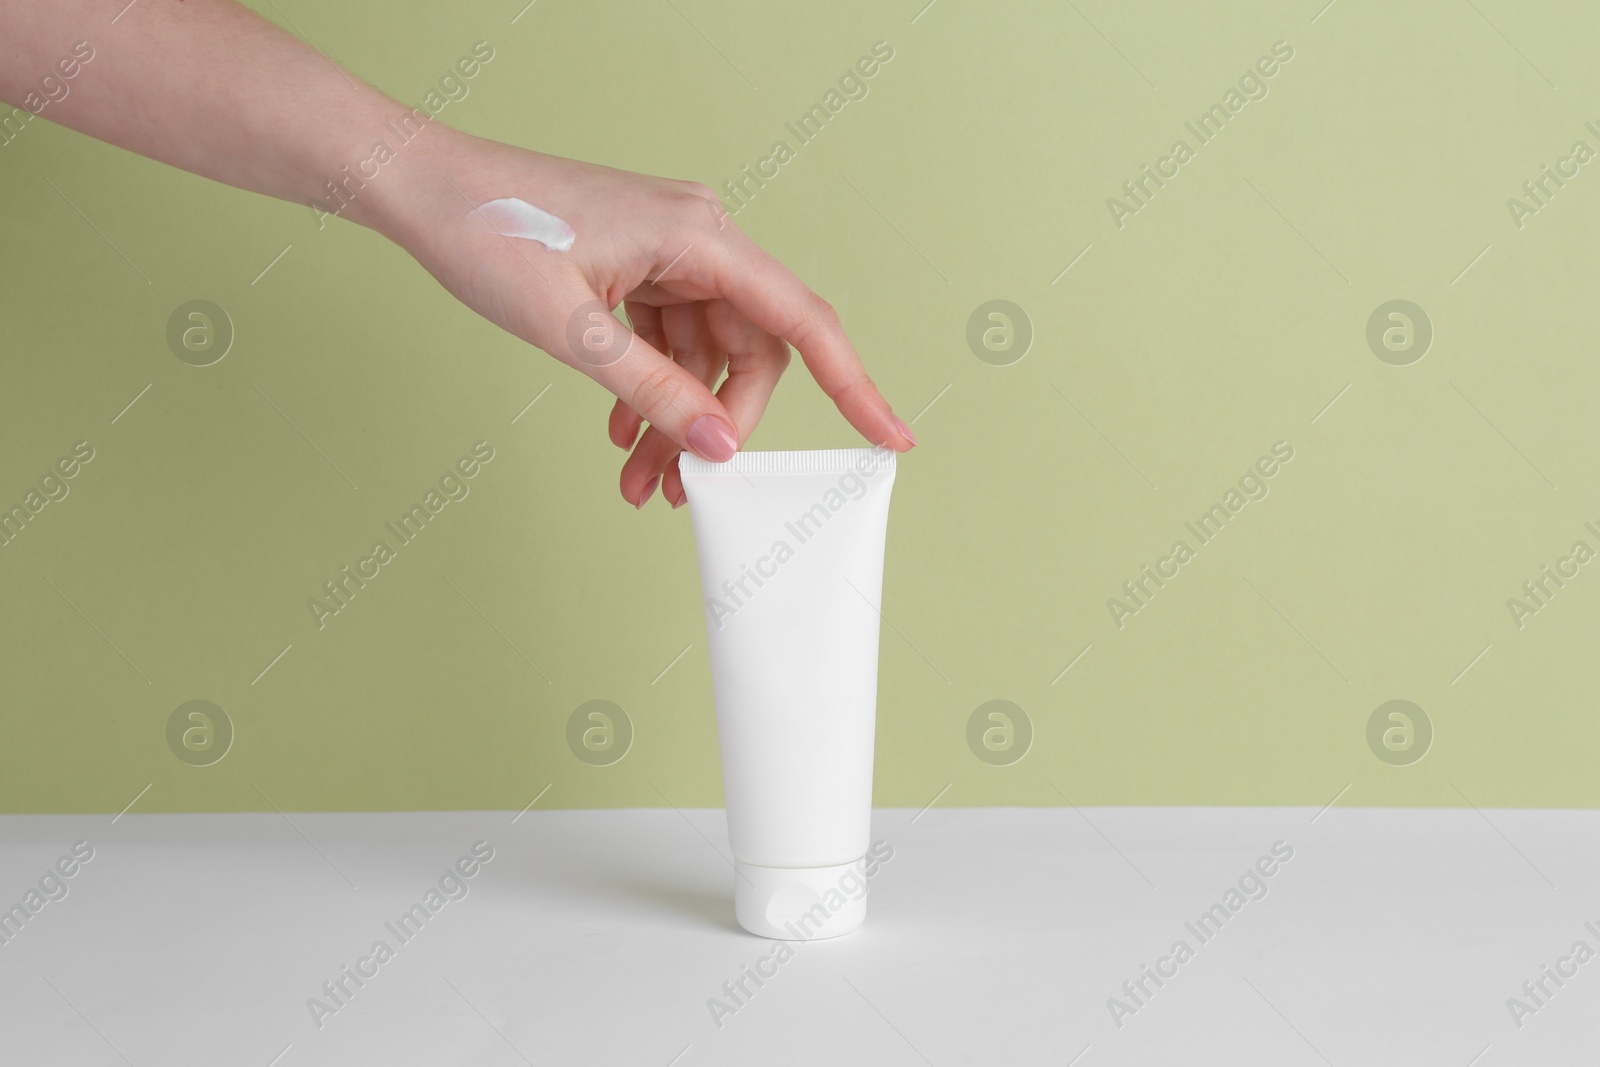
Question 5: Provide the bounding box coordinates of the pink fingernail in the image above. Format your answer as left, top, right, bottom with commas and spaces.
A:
671, 489, 687, 510
685, 415, 738, 462
892, 415, 918, 448
636, 476, 659, 509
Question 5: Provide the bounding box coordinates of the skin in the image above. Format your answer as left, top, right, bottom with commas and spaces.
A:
0, 0, 916, 508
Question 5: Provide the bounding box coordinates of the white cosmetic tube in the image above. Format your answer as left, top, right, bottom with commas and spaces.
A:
679, 448, 897, 939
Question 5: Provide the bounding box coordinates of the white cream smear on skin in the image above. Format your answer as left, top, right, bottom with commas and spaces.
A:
474, 197, 575, 252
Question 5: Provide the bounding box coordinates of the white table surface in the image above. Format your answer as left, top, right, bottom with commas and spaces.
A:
0, 807, 1594, 1066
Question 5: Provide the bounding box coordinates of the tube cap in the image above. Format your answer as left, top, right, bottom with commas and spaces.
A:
733, 859, 869, 940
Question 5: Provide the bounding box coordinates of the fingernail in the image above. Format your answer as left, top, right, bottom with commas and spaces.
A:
892, 415, 918, 448
685, 415, 738, 462
671, 487, 687, 509
636, 476, 659, 509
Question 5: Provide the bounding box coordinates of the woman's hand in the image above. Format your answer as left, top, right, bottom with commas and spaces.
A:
0, 0, 910, 509
373, 129, 917, 509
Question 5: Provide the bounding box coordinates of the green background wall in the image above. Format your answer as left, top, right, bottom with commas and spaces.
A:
2, 0, 1594, 812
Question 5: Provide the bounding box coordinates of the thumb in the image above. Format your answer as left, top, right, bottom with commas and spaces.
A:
559, 297, 739, 462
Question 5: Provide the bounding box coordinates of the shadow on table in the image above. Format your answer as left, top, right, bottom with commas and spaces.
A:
607, 877, 742, 934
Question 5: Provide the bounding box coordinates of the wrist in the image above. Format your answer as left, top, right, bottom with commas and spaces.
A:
303, 99, 476, 247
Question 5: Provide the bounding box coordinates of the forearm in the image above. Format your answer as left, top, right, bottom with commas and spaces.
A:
0, 0, 424, 231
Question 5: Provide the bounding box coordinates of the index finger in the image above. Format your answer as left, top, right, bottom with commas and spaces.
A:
701, 235, 915, 451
